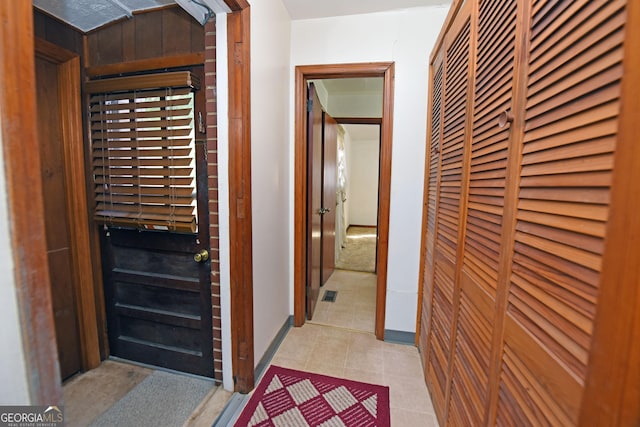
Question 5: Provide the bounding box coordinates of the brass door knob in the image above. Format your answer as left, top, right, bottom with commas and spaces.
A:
194, 249, 209, 263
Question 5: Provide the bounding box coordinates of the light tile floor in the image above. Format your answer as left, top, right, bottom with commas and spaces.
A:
269, 322, 440, 426
310, 269, 377, 333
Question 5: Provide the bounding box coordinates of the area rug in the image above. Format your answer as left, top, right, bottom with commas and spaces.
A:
336, 226, 376, 273
89, 370, 214, 427
234, 365, 390, 427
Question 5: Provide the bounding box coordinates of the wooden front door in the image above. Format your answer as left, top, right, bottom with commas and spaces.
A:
93, 69, 214, 377
100, 140, 213, 377
35, 55, 82, 380
307, 83, 323, 319
321, 113, 337, 285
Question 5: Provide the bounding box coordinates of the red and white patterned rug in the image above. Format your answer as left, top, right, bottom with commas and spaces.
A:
234, 365, 390, 427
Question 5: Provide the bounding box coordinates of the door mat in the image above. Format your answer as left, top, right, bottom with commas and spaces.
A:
234, 365, 390, 426
90, 370, 214, 427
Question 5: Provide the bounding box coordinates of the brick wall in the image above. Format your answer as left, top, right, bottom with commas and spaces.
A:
204, 20, 223, 383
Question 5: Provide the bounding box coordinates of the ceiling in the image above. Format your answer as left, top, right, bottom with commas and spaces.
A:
34, 0, 451, 33
280, 0, 450, 20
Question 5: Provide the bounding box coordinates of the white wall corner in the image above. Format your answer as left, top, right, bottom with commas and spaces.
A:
215, 11, 234, 392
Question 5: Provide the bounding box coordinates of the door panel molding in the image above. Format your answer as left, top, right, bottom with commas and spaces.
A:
294, 62, 395, 340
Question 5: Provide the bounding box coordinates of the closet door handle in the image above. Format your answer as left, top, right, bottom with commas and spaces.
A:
498, 110, 514, 128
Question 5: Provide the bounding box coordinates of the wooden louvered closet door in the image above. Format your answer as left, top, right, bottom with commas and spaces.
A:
448, 0, 520, 424
422, 4, 473, 417
495, 1, 627, 425
418, 48, 443, 392
418, 0, 632, 425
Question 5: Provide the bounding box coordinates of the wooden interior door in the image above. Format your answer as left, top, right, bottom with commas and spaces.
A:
35, 55, 82, 380
321, 113, 338, 285
306, 84, 324, 319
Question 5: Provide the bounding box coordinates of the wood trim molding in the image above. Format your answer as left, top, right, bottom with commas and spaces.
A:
294, 62, 395, 341
36, 38, 102, 372
579, 1, 640, 424
224, 0, 250, 12
333, 117, 382, 125
227, 6, 255, 393
86, 53, 205, 77
0, 2, 61, 404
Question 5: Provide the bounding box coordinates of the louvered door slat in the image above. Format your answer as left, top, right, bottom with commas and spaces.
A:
419, 52, 443, 372
445, 0, 518, 423
424, 9, 473, 420
497, 0, 627, 424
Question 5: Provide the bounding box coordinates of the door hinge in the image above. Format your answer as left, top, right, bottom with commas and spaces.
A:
233, 375, 237, 384
307, 99, 313, 112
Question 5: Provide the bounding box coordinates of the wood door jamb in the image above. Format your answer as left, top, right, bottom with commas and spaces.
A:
294, 62, 395, 340
0, 2, 60, 403
36, 37, 101, 373
227, 5, 255, 393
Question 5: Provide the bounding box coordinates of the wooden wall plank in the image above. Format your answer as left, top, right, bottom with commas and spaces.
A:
134, 12, 163, 60
86, 6, 203, 71
162, 8, 192, 54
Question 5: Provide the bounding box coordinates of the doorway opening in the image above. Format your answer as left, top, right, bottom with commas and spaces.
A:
294, 62, 394, 340
309, 119, 381, 333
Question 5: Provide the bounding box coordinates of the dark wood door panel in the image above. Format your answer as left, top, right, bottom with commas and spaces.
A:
47, 249, 81, 379
36, 55, 83, 381
102, 228, 213, 377
306, 83, 323, 319
321, 113, 337, 285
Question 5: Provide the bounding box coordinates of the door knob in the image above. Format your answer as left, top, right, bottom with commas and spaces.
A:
498, 110, 514, 128
194, 249, 209, 263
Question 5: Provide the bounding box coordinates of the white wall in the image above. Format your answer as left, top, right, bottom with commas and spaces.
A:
248, 0, 292, 365
291, 5, 450, 332
347, 138, 379, 226
342, 128, 352, 231
0, 114, 31, 404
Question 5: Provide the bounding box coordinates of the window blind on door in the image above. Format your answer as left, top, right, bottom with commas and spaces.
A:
87, 72, 199, 233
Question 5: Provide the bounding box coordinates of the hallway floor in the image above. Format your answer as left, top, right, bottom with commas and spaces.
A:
310, 269, 377, 333
268, 323, 439, 426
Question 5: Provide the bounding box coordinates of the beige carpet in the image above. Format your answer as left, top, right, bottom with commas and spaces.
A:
336, 226, 376, 273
